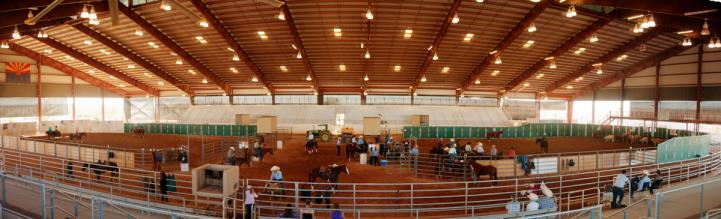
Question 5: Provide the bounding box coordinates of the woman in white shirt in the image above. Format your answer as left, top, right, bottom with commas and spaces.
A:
474, 142, 485, 156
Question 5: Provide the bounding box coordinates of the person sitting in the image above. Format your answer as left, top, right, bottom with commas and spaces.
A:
464, 142, 472, 154
634, 170, 654, 197
474, 142, 485, 156
278, 204, 298, 218
538, 182, 556, 210
652, 170, 664, 189
526, 193, 540, 211
506, 147, 517, 158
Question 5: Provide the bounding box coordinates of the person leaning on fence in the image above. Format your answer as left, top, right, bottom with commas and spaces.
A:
244, 185, 258, 219
506, 196, 521, 214
506, 147, 517, 158
611, 170, 629, 208
464, 142, 472, 154
410, 145, 419, 157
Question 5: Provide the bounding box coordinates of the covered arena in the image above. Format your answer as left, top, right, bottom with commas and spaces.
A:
1, 0, 721, 218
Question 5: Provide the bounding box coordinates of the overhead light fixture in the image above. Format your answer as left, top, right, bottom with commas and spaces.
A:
365, 9, 374, 20
476, 0, 484, 2
119, 84, 126, 87
364, 74, 369, 81
306, 75, 312, 81
37, 29, 48, 38
549, 59, 557, 69
280, 66, 288, 72
43, 48, 52, 53
413, 92, 418, 96
195, 36, 207, 44
709, 37, 721, 49
494, 55, 502, 64
257, 31, 268, 40
528, 23, 537, 32
296, 51, 302, 59
232, 54, 240, 61
596, 68, 603, 74
229, 67, 238, 73
428, 45, 433, 51
188, 69, 196, 75
80, 5, 89, 18
333, 28, 342, 37
682, 37, 693, 47
617, 54, 628, 61
530, 0, 540, 2
452, 13, 460, 24
589, 34, 598, 43
575, 77, 583, 82
176, 58, 183, 65
475, 79, 480, 84
134, 29, 144, 37
421, 75, 427, 82
339, 64, 346, 71
566, 6, 577, 18
522, 40, 534, 48
523, 83, 530, 87
12, 26, 21, 39
566, 85, 573, 89
277, 10, 286, 21
489, 50, 498, 55
0, 41, 9, 49
645, 14, 656, 27
464, 33, 474, 42
639, 43, 647, 52
158, 81, 165, 86
160, 0, 172, 11
433, 53, 439, 60
266, 92, 271, 96
574, 47, 586, 55
394, 65, 401, 72
676, 30, 693, 35
88, 18, 99, 25
536, 73, 545, 79
633, 23, 644, 33
83, 39, 93, 45
88, 6, 97, 20
442, 66, 450, 73
492, 70, 500, 76
252, 76, 258, 82
404, 29, 413, 39
128, 64, 135, 69
198, 18, 209, 28
202, 79, 208, 84
701, 19, 710, 36
365, 50, 371, 59
148, 42, 159, 49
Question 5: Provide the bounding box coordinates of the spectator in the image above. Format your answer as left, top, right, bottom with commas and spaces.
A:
336, 137, 342, 157
403, 140, 410, 152
490, 145, 498, 159
634, 170, 653, 198
330, 204, 343, 219
526, 193, 539, 211
244, 185, 258, 219
270, 166, 283, 182
653, 170, 664, 189
448, 138, 457, 148
538, 182, 556, 209
300, 199, 315, 219
369, 145, 380, 166
307, 132, 314, 141
464, 142, 472, 154
410, 145, 419, 157
159, 171, 168, 202
505, 196, 521, 214
66, 160, 74, 178
612, 170, 629, 208
474, 142, 485, 156
152, 149, 162, 171
385, 134, 391, 144
506, 147, 517, 158
278, 204, 298, 218
352, 136, 357, 146
226, 147, 236, 165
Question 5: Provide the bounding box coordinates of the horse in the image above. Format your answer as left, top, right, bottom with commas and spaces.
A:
234, 148, 252, 168
308, 164, 350, 183
305, 139, 319, 155
468, 158, 498, 185
627, 135, 642, 144
535, 137, 549, 153
346, 144, 362, 160
46, 130, 61, 139
253, 147, 274, 164
651, 138, 666, 146
639, 137, 650, 145
106, 161, 119, 182
82, 160, 107, 182
603, 135, 615, 143
131, 126, 145, 138
486, 130, 504, 139
69, 132, 87, 142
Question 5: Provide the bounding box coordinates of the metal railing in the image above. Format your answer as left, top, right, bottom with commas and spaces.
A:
0, 135, 719, 218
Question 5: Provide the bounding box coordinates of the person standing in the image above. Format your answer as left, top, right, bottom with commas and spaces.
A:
369, 146, 380, 166
336, 137, 342, 157
66, 160, 74, 178
227, 147, 236, 165
300, 199, 315, 219
490, 145, 498, 160
159, 171, 168, 202
244, 185, 258, 219
612, 170, 629, 208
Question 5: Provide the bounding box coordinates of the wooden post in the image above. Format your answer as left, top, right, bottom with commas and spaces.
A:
271, 94, 276, 105
566, 99, 573, 124
654, 60, 660, 121
620, 78, 625, 126
591, 91, 596, 124
72, 73, 76, 121
101, 88, 105, 121
361, 92, 367, 105
37, 56, 43, 126
317, 92, 323, 105
695, 44, 703, 133
155, 96, 160, 123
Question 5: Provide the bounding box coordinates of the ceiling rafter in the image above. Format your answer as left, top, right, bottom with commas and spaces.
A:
573, 44, 692, 98
461, 0, 552, 91
505, 18, 611, 90
72, 24, 194, 95
545, 28, 663, 93
32, 34, 160, 96
0, 2, 108, 28
411, 0, 463, 89
190, 0, 273, 93
117, 4, 230, 94
563, 0, 721, 22
8, 42, 128, 97
281, 2, 319, 91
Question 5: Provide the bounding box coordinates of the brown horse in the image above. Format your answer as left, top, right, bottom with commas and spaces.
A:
46, 130, 61, 139
131, 127, 145, 138
69, 132, 87, 142
233, 148, 252, 168
486, 130, 504, 139
309, 164, 350, 183
305, 139, 319, 155
253, 147, 274, 164
346, 144, 362, 160
468, 158, 498, 185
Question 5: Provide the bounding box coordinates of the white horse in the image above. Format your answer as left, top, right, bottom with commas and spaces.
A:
603, 135, 615, 143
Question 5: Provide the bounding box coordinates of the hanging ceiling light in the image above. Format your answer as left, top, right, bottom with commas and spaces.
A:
37, 29, 48, 38
296, 51, 302, 59
646, 14, 656, 27
306, 75, 312, 81
251, 76, 258, 82
549, 59, 557, 69
475, 79, 481, 84
365, 50, 371, 59
339, 64, 346, 71
12, 26, 21, 39
709, 37, 720, 49
229, 67, 238, 73
160, 0, 172, 11
365, 9, 374, 20
701, 19, 711, 36
433, 53, 439, 60
80, 5, 89, 18
596, 67, 603, 74
83, 39, 93, 45
715, 37, 721, 48
451, 13, 459, 24
476, 0, 484, 2
528, 22, 537, 33
639, 43, 647, 52
589, 34, 598, 43
88, 6, 97, 20
530, 0, 540, 2
565, 6, 577, 18
27, 10, 34, 21
277, 10, 286, 21
134, 29, 144, 37
421, 75, 427, 82
494, 55, 502, 64
198, 18, 209, 28
633, 23, 644, 33
176, 58, 183, 65
1, 41, 9, 49
232, 54, 240, 61
682, 37, 692, 47
404, 29, 413, 39
364, 74, 369, 81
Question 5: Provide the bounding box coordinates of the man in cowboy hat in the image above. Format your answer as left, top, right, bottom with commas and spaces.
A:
633, 170, 653, 198
270, 166, 283, 182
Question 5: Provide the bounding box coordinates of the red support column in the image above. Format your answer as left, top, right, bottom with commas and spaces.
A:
37, 56, 43, 126
654, 60, 660, 130
591, 91, 596, 124
695, 44, 703, 133
620, 78, 625, 126
72, 73, 76, 121
101, 89, 105, 121
154, 96, 160, 123
566, 99, 573, 124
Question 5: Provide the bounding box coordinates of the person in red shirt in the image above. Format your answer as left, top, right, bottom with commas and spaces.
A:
506, 147, 517, 158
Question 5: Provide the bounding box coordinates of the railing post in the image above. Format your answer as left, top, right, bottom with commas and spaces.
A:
41, 183, 46, 219
655, 193, 663, 219
352, 184, 357, 215
49, 189, 55, 219
646, 197, 652, 218
699, 184, 705, 217
410, 184, 414, 211
294, 182, 299, 208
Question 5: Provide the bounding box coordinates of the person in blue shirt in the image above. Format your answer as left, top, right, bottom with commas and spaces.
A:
270, 166, 283, 182
633, 170, 653, 198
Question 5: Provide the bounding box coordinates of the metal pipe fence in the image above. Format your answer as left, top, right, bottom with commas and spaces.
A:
0, 135, 719, 218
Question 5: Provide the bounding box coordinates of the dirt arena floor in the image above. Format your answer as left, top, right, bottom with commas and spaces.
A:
39, 133, 652, 183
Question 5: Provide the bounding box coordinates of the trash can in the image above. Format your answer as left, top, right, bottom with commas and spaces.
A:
359, 153, 368, 165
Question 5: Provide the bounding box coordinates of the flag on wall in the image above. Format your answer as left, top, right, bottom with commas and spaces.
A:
4, 62, 31, 83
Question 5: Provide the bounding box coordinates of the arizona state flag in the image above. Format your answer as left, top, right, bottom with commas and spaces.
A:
5, 62, 31, 83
